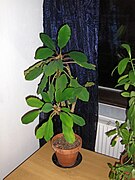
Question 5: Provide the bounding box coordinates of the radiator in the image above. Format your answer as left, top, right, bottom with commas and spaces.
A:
95, 116, 124, 159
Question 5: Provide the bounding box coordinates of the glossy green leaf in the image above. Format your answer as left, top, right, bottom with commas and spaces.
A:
118, 58, 129, 75
61, 107, 71, 113
36, 117, 54, 141
24, 65, 43, 80
44, 61, 57, 76
121, 129, 130, 144
121, 44, 131, 58
129, 70, 135, 84
62, 124, 75, 144
69, 113, 85, 126
106, 129, 117, 137
21, 109, 40, 124
69, 51, 88, 63
127, 103, 134, 121
48, 83, 54, 102
61, 88, 75, 101
111, 135, 118, 147
55, 89, 62, 102
124, 83, 130, 91
69, 51, 96, 70
129, 143, 135, 155
36, 122, 46, 139
85, 82, 95, 87
116, 77, 129, 88
120, 122, 127, 129
26, 96, 44, 108
121, 92, 130, 97
129, 97, 135, 106
41, 103, 53, 113
58, 24, 71, 49
56, 60, 63, 72
40, 33, 56, 51
41, 92, 51, 103
60, 112, 73, 128
35, 47, 54, 59
130, 91, 135, 97
118, 74, 128, 83
76, 87, 89, 102
78, 62, 96, 70
37, 74, 48, 94
55, 74, 68, 92
24, 61, 43, 80
70, 79, 81, 87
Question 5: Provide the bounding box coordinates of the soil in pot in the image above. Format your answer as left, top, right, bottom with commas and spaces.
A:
53, 135, 80, 150
52, 133, 82, 168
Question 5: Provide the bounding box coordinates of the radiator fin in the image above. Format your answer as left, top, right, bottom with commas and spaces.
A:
95, 119, 124, 159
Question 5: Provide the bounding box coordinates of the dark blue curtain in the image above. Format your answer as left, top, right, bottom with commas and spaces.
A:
40, 0, 99, 151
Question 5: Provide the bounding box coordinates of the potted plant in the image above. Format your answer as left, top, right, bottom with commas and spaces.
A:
106, 44, 135, 179
21, 24, 95, 167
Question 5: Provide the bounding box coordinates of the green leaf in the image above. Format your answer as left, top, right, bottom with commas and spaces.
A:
56, 60, 63, 72
40, 33, 56, 51
61, 107, 71, 113
69, 51, 88, 63
21, 109, 40, 124
118, 58, 130, 75
130, 91, 135, 97
41, 103, 53, 113
60, 112, 73, 128
69, 51, 96, 70
44, 61, 57, 76
111, 135, 118, 147
129, 97, 135, 106
26, 96, 44, 108
24, 63, 43, 81
127, 103, 134, 121
35, 47, 54, 59
70, 78, 81, 87
78, 62, 96, 70
76, 87, 89, 102
124, 83, 130, 91
106, 129, 117, 137
62, 124, 75, 144
55, 89, 62, 103
55, 74, 68, 92
69, 113, 85, 126
121, 129, 130, 144
121, 44, 131, 59
37, 74, 48, 94
44, 117, 54, 141
61, 88, 75, 101
129, 143, 135, 155
120, 122, 127, 129
41, 92, 51, 103
85, 82, 95, 87
121, 91, 130, 97
129, 70, 135, 84
118, 74, 128, 83
36, 117, 54, 141
58, 24, 71, 49
48, 83, 55, 102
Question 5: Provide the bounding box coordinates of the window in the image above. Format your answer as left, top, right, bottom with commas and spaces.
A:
98, 0, 135, 108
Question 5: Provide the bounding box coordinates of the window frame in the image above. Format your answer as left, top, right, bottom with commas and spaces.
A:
98, 86, 127, 108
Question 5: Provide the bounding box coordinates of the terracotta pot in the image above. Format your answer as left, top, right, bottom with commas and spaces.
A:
51, 133, 82, 167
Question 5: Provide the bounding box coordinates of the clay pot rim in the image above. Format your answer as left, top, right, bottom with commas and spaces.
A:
51, 133, 82, 153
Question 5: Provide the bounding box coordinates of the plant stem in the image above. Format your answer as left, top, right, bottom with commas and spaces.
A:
71, 101, 76, 113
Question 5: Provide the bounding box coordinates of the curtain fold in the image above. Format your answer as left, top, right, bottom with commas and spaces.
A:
40, 0, 99, 151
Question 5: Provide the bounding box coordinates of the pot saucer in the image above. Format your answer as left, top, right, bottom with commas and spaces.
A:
52, 152, 82, 168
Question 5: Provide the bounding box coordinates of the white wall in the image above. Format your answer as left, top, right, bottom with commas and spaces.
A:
0, 0, 43, 179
